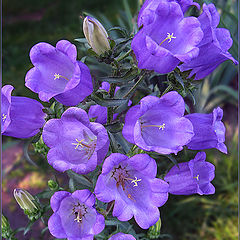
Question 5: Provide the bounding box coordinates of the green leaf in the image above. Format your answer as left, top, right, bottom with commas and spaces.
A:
108, 26, 129, 38
174, 71, 185, 89
67, 170, 93, 189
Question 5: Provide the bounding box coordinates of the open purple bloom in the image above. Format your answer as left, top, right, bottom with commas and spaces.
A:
42, 107, 109, 174
109, 233, 136, 240
48, 189, 105, 240
1, 85, 46, 138
186, 107, 227, 154
179, 3, 238, 80
138, 0, 200, 27
164, 152, 215, 195
122, 91, 194, 155
95, 153, 169, 229
25, 40, 93, 106
132, 1, 203, 74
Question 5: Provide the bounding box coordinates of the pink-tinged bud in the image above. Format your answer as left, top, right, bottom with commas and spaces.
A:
83, 16, 110, 55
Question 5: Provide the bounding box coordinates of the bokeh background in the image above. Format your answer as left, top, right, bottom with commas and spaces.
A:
2, 0, 238, 239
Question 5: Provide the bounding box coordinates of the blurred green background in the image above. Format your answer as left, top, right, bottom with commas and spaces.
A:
2, 0, 238, 239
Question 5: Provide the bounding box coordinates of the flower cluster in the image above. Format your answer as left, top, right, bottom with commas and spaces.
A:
5, 0, 237, 239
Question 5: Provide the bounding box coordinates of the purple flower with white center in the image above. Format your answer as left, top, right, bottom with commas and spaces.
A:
122, 91, 194, 155
185, 107, 227, 154
48, 189, 105, 240
179, 3, 238, 80
42, 107, 109, 174
132, 1, 203, 74
95, 153, 169, 229
109, 233, 136, 240
25, 40, 93, 106
164, 152, 215, 195
138, 0, 200, 27
1, 85, 46, 138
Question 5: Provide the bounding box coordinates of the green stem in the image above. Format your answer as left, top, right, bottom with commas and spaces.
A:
123, 72, 146, 99
107, 84, 117, 124
116, 49, 132, 62
161, 84, 173, 97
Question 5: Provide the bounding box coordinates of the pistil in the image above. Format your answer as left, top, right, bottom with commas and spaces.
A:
159, 33, 176, 46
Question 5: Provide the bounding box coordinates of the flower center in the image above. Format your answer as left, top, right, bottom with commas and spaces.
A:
159, 33, 176, 46
2, 113, 7, 122
141, 123, 166, 130
72, 139, 92, 149
193, 174, 199, 181
54, 73, 70, 81
72, 202, 87, 224
111, 165, 142, 200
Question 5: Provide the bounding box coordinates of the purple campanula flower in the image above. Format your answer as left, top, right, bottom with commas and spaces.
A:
186, 107, 227, 154
1, 85, 46, 138
138, 0, 200, 27
164, 152, 215, 195
179, 3, 238, 80
25, 40, 93, 106
109, 233, 136, 240
42, 107, 109, 174
48, 189, 105, 240
122, 91, 194, 155
95, 153, 169, 229
132, 1, 203, 74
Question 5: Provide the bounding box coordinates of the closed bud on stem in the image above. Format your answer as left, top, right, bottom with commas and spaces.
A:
13, 189, 39, 214
147, 217, 161, 239
48, 179, 59, 191
83, 16, 110, 55
2, 214, 10, 230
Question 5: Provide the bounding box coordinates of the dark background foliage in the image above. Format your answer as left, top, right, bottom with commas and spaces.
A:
2, 0, 238, 239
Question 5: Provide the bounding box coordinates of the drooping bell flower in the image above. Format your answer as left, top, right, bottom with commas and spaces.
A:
25, 40, 93, 106
48, 189, 105, 240
95, 153, 169, 229
83, 16, 111, 55
1, 85, 46, 138
122, 91, 194, 155
132, 1, 203, 74
109, 233, 136, 240
42, 107, 109, 174
164, 152, 215, 195
185, 107, 227, 154
138, 0, 200, 27
179, 3, 238, 80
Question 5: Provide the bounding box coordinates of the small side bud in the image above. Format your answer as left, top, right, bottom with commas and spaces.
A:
83, 16, 110, 55
2, 214, 16, 240
2, 214, 10, 230
13, 189, 39, 214
48, 179, 59, 191
147, 217, 161, 239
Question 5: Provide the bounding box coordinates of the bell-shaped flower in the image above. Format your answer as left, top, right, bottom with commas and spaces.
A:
1, 85, 45, 138
138, 0, 200, 27
132, 1, 203, 74
109, 233, 136, 240
42, 107, 109, 174
122, 91, 194, 155
179, 3, 238, 80
25, 40, 93, 106
83, 16, 111, 55
164, 152, 215, 195
48, 189, 105, 240
186, 107, 227, 154
95, 153, 169, 229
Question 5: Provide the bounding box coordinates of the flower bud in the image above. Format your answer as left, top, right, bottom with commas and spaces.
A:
147, 217, 161, 239
13, 189, 39, 214
2, 214, 10, 230
83, 16, 110, 55
48, 179, 59, 191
